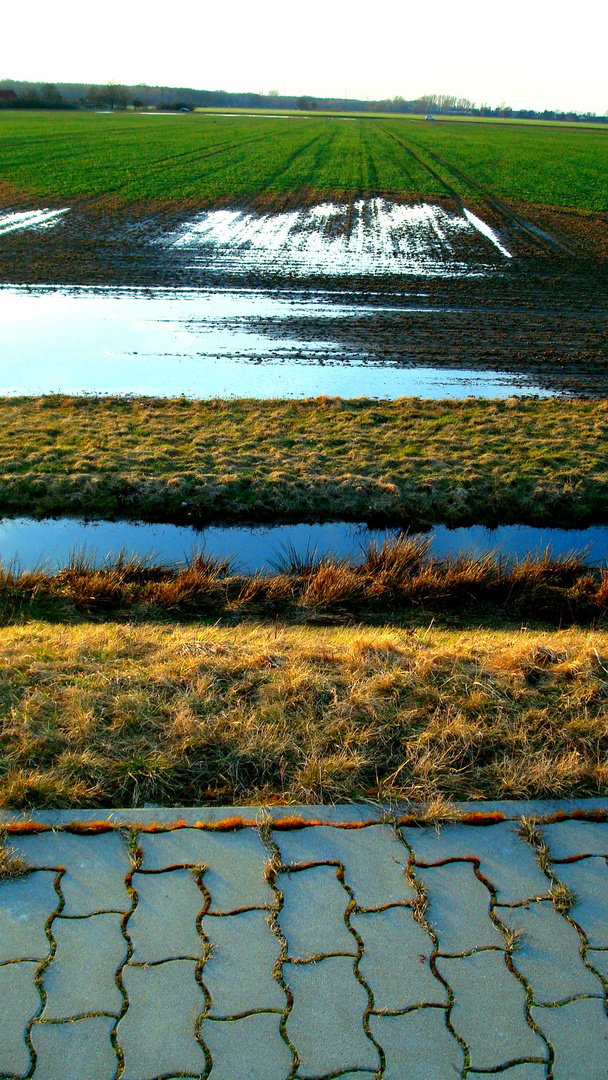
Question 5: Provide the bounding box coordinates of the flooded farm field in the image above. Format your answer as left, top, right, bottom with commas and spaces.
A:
0, 285, 555, 398
0, 196, 606, 397
2, 516, 607, 573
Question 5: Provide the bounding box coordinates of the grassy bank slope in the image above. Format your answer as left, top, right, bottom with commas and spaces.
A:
0, 111, 606, 211
1, 396, 606, 527
1, 622, 606, 808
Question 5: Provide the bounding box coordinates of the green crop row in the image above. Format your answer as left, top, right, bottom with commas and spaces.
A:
0, 110, 606, 211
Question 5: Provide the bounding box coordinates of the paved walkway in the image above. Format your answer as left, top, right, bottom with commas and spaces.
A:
1, 802, 607, 1079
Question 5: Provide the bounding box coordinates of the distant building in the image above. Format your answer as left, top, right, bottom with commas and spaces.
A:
0, 90, 18, 102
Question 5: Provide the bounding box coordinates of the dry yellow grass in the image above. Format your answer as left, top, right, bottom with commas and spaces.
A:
1, 621, 607, 809
0, 830, 29, 878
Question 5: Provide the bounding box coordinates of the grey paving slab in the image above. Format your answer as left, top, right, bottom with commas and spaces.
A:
138, 828, 274, 911
11, 832, 131, 915
278, 864, 354, 958
588, 948, 608, 983
4, 798, 608, 827
531, 997, 608, 1080
551, 857, 608, 948
0, 961, 39, 1077
417, 860, 503, 953
42, 912, 125, 1019
129, 869, 205, 962
276, 825, 415, 909
285, 955, 379, 1076
541, 820, 608, 860
352, 907, 444, 1010
203, 1013, 292, 1080
119, 960, 206, 1080
403, 821, 550, 903
202, 910, 284, 1017
436, 950, 547, 1070
30, 1015, 117, 1080
369, 1008, 464, 1080
499, 899, 602, 1004
0, 871, 56, 962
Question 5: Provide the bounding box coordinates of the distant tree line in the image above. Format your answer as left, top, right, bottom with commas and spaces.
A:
0, 80, 605, 124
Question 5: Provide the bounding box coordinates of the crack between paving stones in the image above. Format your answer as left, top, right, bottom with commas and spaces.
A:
519, 822, 608, 1019
395, 828, 471, 1078
24, 868, 65, 1079
4, 809, 608, 841
111, 830, 142, 1080
258, 822, 300, 1080
473, 859, 553, 1072
338, 863, 386, 1079
370, 1001, 447, 1017
193, 864, 213, 1080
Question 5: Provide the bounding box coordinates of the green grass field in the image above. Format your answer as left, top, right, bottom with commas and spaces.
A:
1, 396, 606, 526
1, 110, 606, 211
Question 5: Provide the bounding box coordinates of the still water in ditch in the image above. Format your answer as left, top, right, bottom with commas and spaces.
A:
0, 286, 552, 399
1, 518, 606, 573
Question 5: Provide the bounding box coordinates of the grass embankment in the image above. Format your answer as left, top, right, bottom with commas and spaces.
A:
1, 396, 607, 526
0, 110, 606, 211
1, 621, 607, 808
1, 542, 606, 627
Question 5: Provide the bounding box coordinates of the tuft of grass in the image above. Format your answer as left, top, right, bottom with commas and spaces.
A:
1, 621, 608, 809
0, 830, 30, 879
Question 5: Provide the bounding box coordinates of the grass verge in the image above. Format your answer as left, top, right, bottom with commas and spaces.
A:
1, 621, 607, 809
0, 541, 606, 626
1, 396, 608, 526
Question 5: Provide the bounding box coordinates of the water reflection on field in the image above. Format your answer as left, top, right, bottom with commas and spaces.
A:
0, 286, 552, 399
0, 518, 605, 573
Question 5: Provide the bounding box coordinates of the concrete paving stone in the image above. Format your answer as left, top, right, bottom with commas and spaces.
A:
402, 821, 549, 904
285, 955, 379, 1076
369, 1007, 464, 1080
0, 961, 39, 1077
351, 907, 445, 1011
531, 997, 608, 1080
11, 832, 131, 915
436, 950, 547, 1070
550, 858, 608, 948
129, 869, 205, 962
202, 910, 284, 1016
588, 948, 608, 983
29, 1015, 117, 1080
119, 960, 206, 1080
276, 825, 415, 909
417, 861, 503, 954
278, 864, 354, 958
5, 799, 608, 828
499, 900, 602, 1003
138, 828, 274, 911
203, 1013, 292, 1080
541, 821, 608, 860
42, 912, 125, 1019
0, 871, 57, 962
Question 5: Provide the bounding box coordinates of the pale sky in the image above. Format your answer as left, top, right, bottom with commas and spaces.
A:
2, 0, 607, 114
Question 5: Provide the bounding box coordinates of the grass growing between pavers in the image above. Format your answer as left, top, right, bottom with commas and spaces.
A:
1, 396, 608, 526
1, 621, 607, 809
0, 830, 30, 878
